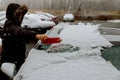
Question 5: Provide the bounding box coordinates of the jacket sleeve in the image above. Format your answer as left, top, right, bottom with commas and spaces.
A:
10, 25, 38, 42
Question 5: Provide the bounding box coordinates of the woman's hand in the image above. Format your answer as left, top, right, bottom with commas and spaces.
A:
35, 34, 48, 42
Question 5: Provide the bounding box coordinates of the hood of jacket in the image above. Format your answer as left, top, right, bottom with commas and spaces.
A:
6, 3, 28, 25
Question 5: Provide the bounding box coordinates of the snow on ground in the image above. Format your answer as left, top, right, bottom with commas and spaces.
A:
14, 22, 120, 80
103, 35, 120, 41
63, 13, 74, 21
107, 20, 120, 23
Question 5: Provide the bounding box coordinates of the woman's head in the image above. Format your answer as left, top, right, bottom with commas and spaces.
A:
6, 3, 28, 25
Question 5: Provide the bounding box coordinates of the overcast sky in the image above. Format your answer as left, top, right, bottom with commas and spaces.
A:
0, 0, 120, 11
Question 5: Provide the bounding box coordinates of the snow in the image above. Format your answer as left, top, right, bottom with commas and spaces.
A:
63, 13, 74, 21
103, 35, 120, 41
107, 20, 120, 23
14, 22, 120, 80
1, 62, 16, 78
22, 13, 55, 28
46, 22, 112, 53
0, 11, 56, 28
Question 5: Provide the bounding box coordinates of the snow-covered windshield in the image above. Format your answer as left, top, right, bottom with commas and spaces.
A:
38, 22, 112, 53
15, 22, 118, 80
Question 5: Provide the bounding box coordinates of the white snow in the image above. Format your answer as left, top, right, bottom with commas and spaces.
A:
14, 22, 120, 80
63, 13, 74, 21
107, 20, 120, 23
22, 13, 55, 28
0, 11, 56, 28
1, 62, 16, 78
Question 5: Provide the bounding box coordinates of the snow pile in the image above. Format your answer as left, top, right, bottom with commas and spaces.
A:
63, 13, 74, 21
107, 20, 120, 23
1, 62, 16, 78
14, 23, 120, 80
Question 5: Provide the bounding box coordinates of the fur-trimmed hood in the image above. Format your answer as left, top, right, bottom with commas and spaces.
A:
6, 3, 28, 25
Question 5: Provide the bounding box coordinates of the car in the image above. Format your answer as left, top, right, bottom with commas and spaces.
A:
22, 13, 56, 34
14, 22, 116, 80
0, 11, 56, 34
63, 13, 74, 22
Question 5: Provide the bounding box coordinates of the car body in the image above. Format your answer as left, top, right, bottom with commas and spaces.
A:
21, 13, 56, 34
14, 22, 114, 80
0, 11, 56, 34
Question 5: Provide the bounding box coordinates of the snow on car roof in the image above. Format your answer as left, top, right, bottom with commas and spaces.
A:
63, 13, 74, 21
0, 11, 56, 28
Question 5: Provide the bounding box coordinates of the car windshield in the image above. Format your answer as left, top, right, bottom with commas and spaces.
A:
36, 22, 112, 53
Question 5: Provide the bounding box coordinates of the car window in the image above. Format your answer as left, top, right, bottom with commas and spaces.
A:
37, 44, 51, 50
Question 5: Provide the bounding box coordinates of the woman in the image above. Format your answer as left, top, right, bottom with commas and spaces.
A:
0, 3, 48, 72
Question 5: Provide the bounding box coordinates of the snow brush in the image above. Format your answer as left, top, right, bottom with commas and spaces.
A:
42, 37, 62, 44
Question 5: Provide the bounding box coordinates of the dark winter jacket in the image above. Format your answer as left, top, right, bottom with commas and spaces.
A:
1, 3, 38, 70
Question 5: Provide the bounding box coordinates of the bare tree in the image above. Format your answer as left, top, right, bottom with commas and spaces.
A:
74, 2, 83, 16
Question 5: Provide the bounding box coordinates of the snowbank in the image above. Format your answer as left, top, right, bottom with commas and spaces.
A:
107, 20, 120, 23
14, 23, 120, 80
63, 13, 74, 21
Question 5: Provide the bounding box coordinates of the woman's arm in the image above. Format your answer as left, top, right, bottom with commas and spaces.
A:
10, 25, 48, 42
